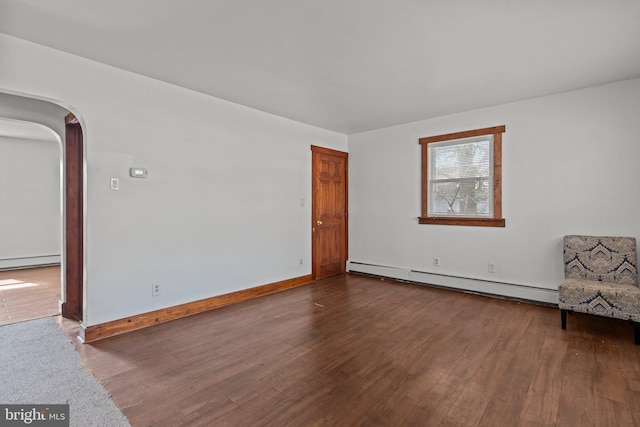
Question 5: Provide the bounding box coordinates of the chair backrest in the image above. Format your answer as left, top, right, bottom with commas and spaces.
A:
564, 235, 638, 286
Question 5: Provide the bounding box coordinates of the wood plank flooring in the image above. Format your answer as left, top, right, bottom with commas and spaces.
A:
0, 265, 60, 325
58, 273, 640, 427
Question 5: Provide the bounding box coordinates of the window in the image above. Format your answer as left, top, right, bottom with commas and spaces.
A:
419, 125, 505, 227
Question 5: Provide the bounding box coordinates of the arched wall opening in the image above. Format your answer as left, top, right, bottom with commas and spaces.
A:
0, 90, 86, 321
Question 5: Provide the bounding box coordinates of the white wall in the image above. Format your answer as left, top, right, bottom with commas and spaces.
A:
348, 78, 640, 302
0, 33, 347, 326
0, 92, 68, 141
0, 136, 61, 269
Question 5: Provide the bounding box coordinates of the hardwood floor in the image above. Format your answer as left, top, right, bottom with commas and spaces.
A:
58, 273, 640, 427
0, 265, 61, 325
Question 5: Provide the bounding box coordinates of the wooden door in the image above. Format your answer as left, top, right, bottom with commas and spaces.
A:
311, 146, 348, 280
62, 113, 83, 320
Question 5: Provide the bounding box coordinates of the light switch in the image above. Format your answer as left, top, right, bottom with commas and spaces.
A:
110, 178, 119, 191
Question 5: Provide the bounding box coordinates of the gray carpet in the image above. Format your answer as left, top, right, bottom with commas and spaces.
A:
0, 316, 130, 427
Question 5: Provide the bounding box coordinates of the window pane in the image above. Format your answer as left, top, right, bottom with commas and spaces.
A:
428, 138, 493, 217
430, 179, 491, 216
432, 140, 491, 179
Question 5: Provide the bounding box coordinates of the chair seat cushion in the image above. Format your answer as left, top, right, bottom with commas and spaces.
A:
559, 278, 640, 322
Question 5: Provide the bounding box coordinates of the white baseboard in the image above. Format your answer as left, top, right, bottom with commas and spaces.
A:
0, 255, 61, 270
347, 261, 558, 305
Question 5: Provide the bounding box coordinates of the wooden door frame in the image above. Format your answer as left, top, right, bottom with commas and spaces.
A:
61, 112, 83, 320
311, 145, 348, 280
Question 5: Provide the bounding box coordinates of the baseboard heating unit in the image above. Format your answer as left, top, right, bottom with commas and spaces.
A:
347, 261, 558, 305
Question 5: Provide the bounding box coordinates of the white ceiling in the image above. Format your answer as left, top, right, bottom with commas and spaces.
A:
1, 0, 639, 134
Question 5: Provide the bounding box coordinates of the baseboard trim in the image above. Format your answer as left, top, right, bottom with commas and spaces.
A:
0, 255, 61, 271
81, 274, 313, 343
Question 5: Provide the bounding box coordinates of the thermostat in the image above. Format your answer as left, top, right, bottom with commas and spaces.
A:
130, 167, 148, 178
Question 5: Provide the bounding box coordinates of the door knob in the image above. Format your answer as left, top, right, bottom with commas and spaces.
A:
316, 220, 323, 225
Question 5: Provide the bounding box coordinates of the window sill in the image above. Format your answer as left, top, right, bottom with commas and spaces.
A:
418, 217, 506, 227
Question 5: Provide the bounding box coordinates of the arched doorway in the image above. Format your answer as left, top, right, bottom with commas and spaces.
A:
0, 117, 62, 324
0, 92, 85, 322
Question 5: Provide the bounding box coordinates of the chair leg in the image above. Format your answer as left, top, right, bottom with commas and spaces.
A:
633, 322, 640, 345
561, 309, 567, 330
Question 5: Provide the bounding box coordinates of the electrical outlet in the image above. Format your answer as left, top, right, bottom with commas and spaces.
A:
152, 283, 160, 296
488, 263, 496, 273
433, 257, 440, 267
299, 258, 303, 266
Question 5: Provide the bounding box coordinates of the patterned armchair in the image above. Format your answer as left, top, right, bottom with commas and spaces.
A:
558, 235, 640, 344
